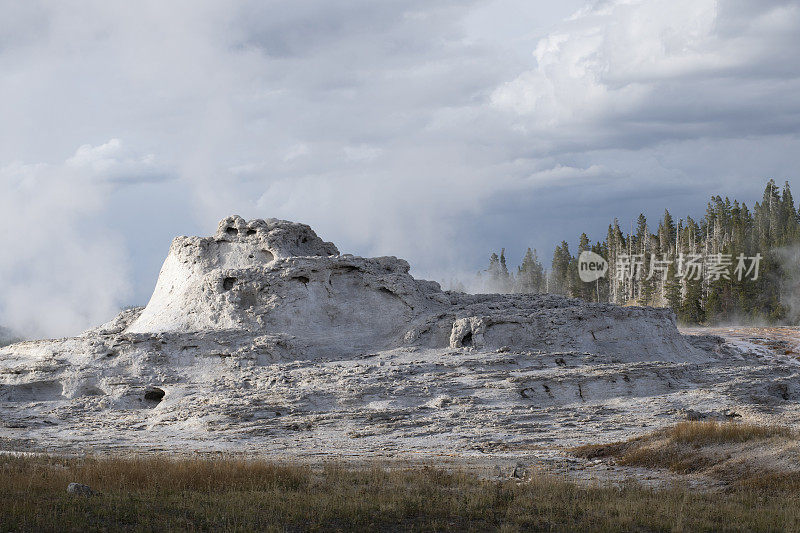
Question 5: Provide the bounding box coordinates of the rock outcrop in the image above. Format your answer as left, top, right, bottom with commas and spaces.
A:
2, 216, 791, 458
124, 215, 702, 361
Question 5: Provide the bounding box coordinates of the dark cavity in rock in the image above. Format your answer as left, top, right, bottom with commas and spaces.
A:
461, 332, 473, 347
144, 387, 165, 403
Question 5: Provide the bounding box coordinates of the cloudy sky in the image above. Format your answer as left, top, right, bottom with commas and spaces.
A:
2, 0, 799, 337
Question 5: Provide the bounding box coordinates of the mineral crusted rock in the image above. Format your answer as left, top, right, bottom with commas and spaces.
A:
66, 482, 94, 496
124, 215, 701, 361
1, 216, 796, 457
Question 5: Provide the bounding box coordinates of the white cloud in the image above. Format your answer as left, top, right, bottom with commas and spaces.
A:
492, 0, 800, 144
66, 138, 166, 183
1, 1, 800, 335
343, 145, 382, 162
283, 144, 310, 162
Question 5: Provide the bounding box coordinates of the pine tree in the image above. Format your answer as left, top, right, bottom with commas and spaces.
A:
664, 262, 681, 312
781, 181, 800, 244
518, 248, 545, 293
680, 274, 705, 325
574, 234, 595, 301
487, 252, 501, 288
658, 209, 676, 255
550, 242, 573, 296
606, 219, 627, 304
499, 248, 510, 280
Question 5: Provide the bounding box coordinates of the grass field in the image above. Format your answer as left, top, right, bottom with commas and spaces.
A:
2, 440, 800, 532
573, 420, 800, 492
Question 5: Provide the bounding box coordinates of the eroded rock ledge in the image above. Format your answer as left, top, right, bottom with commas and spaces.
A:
121, 215, 702, 362
0, 216, 756, 457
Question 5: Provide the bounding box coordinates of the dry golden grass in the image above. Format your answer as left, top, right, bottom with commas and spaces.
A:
669, 420, 795, 444
572, 420, 800, 489
2, 452, 800, 531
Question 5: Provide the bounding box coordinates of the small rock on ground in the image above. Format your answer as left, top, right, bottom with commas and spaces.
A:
66, 482, 94, 496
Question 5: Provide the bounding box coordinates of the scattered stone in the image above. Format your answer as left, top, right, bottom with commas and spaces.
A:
66, 482, 94, 496
681, 409, 743, 421
683, 409, 707, 421
511, 463, 529, 479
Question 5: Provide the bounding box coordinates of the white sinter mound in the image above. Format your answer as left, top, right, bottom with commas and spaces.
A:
0, 216, 797, 460
126, 216, 702, 360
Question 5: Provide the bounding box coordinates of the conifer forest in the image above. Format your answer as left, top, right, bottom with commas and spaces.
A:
483, 180, 800, 325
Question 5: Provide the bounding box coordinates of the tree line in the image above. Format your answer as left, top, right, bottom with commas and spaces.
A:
481, 179, 800, 325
